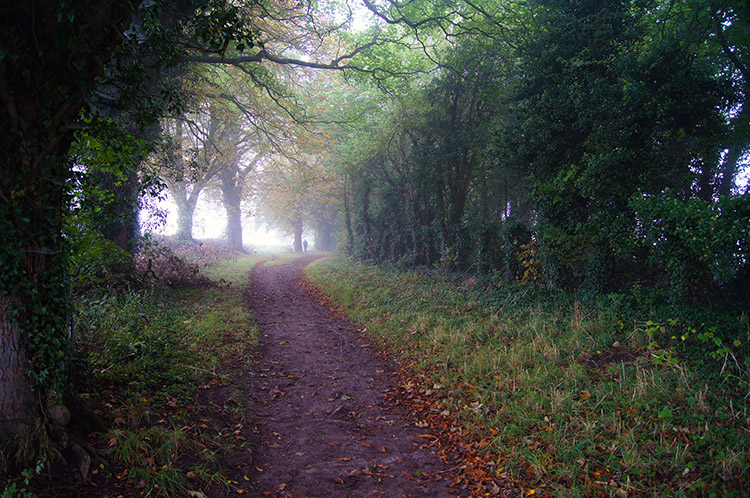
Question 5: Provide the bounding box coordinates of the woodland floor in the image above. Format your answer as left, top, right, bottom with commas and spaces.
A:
44, 255, 465, 497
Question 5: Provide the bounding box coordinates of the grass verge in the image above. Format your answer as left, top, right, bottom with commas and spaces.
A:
305, 257, 749, 498
44, 253, 263, 497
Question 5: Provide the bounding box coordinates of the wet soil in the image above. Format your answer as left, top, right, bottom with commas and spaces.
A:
237, 255, 461, 498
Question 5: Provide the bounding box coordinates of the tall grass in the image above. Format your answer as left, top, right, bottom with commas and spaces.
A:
305, 257, 749, 497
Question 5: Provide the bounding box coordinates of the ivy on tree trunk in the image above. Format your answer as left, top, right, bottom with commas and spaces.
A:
0, 0, 133, 447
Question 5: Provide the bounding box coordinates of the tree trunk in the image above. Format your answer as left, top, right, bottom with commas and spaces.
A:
292, 220, 304, 253
221, 163, 244, 252
169, 179, 198, 242
718, 96, 749, 198
0, 143, 75, 451
0, 0, 142, 451
225, 201, 243, 251
0, 297, 36, 443
174, 197, 197, 242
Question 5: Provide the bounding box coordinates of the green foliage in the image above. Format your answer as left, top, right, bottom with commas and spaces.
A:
507, 0, 727, 292
190, 1, 262, 55
632, 192, 750, 303
342, 35, 516, 269
1, 457, 46, 498
69, 232, 136, 293
73, 253, 259, 398
0, 199, 73, 392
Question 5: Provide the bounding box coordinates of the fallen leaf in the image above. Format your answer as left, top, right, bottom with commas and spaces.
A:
187, 492, 206, 498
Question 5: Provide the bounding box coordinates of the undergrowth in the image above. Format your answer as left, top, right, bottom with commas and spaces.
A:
11, 249, 264, 497
305, 257, 749, 498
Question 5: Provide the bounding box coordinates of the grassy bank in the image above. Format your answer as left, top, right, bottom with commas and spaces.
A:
25, 254, 264, 497
305, 257, 748, 497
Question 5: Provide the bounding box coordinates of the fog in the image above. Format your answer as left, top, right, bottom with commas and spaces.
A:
141, 194, 290, 248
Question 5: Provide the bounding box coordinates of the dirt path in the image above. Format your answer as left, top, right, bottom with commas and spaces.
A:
242, 256, 461, 498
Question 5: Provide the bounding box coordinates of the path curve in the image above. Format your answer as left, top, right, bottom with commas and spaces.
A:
243, 256, 459, 498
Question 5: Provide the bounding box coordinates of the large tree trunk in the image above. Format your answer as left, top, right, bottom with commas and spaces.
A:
292, 219, 304, 253
0, 297, 35, 442
174, 195, 197, 242
0, 0, 152, 452
220, 163, 244, 251
225, 200, 244, 251
0, 139, 74, 452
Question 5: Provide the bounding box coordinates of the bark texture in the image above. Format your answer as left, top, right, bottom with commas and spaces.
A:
0, 297, 34, 442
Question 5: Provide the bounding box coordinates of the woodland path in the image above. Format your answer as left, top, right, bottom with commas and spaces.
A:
241, 255, 461, 498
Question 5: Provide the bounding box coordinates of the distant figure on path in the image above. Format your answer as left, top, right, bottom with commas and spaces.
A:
303, 239, 308, 252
